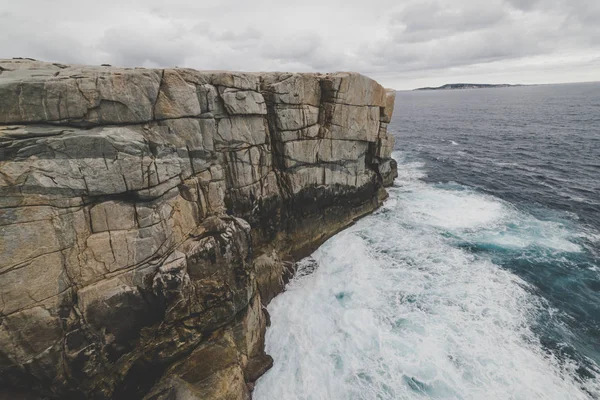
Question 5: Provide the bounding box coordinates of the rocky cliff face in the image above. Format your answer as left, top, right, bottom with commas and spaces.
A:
0, 59, 397, 400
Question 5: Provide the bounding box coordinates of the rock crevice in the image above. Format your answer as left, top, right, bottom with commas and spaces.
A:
0, 59, 397, 400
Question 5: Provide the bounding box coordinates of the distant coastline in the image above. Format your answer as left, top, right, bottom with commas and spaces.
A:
413, 83, 524, 91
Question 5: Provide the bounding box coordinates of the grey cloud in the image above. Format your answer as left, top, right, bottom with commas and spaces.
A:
0, 12, 94, 65
98, 25, 191, 67
260, 33, 323, 61
211, 27, 263, 42
366, 0, 597, 78
504, 0, 542, 11
0, 0, 598, 89
191, 24, 264, 44
392, 1, 508, 35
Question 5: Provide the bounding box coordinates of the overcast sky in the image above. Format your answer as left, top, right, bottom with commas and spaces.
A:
1, 0, 599, 89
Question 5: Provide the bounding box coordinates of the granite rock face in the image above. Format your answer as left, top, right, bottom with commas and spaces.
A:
0, 59, 397, 399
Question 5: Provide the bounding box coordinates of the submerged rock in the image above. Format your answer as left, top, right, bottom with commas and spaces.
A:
0, 59, 397, 399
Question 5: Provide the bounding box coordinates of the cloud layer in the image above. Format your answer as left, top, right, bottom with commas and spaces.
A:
2, 0, 599, 89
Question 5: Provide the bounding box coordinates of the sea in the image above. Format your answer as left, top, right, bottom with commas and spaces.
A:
254, 83, 600, 400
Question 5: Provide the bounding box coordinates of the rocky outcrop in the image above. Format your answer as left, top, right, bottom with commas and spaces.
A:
0, 59, 397, 399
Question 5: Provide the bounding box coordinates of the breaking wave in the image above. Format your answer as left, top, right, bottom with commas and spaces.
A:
254, 153, 600, 400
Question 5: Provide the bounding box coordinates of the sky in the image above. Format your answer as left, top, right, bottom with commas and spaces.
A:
1, 0, 599, 90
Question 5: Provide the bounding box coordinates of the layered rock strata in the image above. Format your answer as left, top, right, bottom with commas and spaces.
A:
0, 59, 397, 399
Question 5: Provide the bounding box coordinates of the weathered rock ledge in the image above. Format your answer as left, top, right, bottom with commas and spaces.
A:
0, 59, 397, 399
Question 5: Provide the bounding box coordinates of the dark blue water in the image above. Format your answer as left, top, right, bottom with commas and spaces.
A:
391, 83, 600, 395
393, 83, 600, 230
256, 83, 600, 400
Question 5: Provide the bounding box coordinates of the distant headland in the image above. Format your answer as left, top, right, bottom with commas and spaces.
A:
414, 83, 523, 91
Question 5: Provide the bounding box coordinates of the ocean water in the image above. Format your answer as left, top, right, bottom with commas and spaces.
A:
254, 83, 600, 400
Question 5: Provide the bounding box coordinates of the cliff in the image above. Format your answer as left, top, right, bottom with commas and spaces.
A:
0, 59, 397, 400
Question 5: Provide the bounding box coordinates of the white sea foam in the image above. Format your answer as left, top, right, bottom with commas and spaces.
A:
419, 191, 583, 253
254, 155, 598, 400
397, 185, 505, 230
392, 155, 581, 254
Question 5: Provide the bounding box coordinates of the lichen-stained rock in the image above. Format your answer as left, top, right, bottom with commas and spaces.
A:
381, 89, 396, 123
143, 332, 251, 400
0, 306, 63, 367
377, 123, 395, 158
224, 145, 273, 188
77, 273, 161, 358
197, 84, 228, 117
0, 125, 185, 197
321, 72, 387, 107
0, 59, 162, 126
0, 249, 67, 316
379, 158, 398, 187
253, 251, 285, 304
278, 139, 369, 169
271, 123, 320, 143
0, 59, 397, 400
90, 201, 137, 232
320, 102, 380, 142
274, 104, 319, 131
205, 71, 260, 91
260, 73, 321, 106
154, 69, 202, 119
215, 116, 269, 151
220, 89, 267, 115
